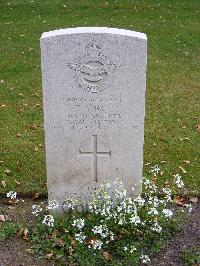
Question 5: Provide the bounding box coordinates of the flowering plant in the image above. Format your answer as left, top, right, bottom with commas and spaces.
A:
31, 166, 191, 265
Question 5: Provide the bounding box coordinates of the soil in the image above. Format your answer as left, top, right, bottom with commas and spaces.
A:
0, 198, 53, 266
0, 198, 199, 266
149, 201, 200, 266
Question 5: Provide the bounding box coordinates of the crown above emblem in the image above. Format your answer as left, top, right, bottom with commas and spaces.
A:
85, 43, 102, 53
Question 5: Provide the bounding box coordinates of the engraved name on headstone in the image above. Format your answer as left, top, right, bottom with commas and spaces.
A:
41, 27, 147, 212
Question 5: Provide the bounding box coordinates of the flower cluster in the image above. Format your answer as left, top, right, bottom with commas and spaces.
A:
32, 165, 191, 265
162, 208, 173, 218
185, 203, 193, 213
47, 199, 59, 210
134, 195, 145, 207
88, 239, 103, 250
42, 214, 54, 227
162, 187, 172, 203
149, 164, 160, 176
63, 197, 78, 210
114, 179, 127, 198
173, 174, 184, 188
148, 207, 159, 216
7, 191, 17, 199
72, 218, 85, 230
32, 204, 42, 216
75, 232, 86, 243
92, 224, 110, 238
151, 221, 162, 233
123, 245, 137, 253
140, 254, 150, 264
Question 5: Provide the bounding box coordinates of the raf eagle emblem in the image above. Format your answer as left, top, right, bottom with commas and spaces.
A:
68, 43, 116, 93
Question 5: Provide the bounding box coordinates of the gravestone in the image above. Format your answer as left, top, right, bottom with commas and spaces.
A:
41, 27, 147, 211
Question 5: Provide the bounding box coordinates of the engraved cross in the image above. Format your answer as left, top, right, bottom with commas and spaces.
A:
79, 135, 111, 182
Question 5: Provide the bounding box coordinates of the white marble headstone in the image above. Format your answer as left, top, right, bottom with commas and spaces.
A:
41, 27, 147, 211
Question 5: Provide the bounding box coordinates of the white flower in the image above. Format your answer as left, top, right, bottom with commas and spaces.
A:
32, 204, 42, 216
92, 224, 109, 238
63, 198, 78, 210
162, 187, 172, 195
185, 203, 192, 213
90, 239, 103, 250
118, 218, 124, 225
173, 174, 184, 188
151, 221, 162, 233
127, 197, 133, 204
150, 165, 160, 175
75, 232, 86, 243
47, 199, 59, 210
114, 179, 127, 198
116, 205, 123, 213
162, 208, 173, 218
102, 182, 110, 190
143, 178, 151, 189
148, 196, 153, 205
162, 188, 172, 202
42, 215, 54, 227
72, 218, 85, 230
130, 214, 141, 225
130, 245, 137, 253
148, 207, 158, 216
134, 195, 145, 207
140, 254, 150, 264
110, 231, 114, 241
7, 191, 17, 200
115, 187, 126, 198
124, 245, 137, 253
152, 196, 159, 207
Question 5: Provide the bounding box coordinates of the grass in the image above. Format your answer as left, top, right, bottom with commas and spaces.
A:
0, 0, 199, 194
183, 247, 200, 266
0, 221, 19, 241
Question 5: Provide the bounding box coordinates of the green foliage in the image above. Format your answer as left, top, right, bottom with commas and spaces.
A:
0, 221, 19, 241
31, 223, 54, 258
30, 174, 187, 265
30, 211, 177, 265
183, 247, 200, 266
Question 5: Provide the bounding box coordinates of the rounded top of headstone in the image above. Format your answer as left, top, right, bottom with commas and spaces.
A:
41, 27, 147, 40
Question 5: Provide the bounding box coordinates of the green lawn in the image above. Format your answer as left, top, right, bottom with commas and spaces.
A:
0, 0, 199, 194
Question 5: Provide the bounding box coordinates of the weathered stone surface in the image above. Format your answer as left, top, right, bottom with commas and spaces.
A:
40, 27, 147, 210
